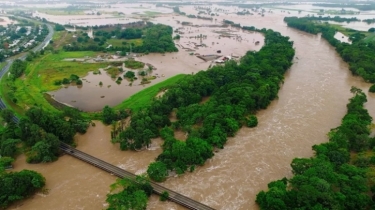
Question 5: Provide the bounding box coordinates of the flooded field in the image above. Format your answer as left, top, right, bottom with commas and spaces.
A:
334, 32, 351, 44
0, 16, 16, 26
51, 16, 263, 111
9, 4, 375, 210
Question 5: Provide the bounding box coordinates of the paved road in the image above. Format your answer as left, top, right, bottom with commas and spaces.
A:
0, 19, 53, 123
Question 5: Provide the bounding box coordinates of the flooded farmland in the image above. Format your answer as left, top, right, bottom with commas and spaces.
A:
51, 16, 264, 111
9, 3, 375, 210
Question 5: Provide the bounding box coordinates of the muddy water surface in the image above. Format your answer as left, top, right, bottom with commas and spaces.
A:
11, 7, 375, 210
0, 16, 16, 26
51, 15, 263, 111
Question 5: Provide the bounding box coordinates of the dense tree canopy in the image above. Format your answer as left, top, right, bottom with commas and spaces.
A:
110, 25, 295, 180
0, 168, 45, 209
106, 176, 153, 210
0, 108, 90, 163
9, 59, 27, 80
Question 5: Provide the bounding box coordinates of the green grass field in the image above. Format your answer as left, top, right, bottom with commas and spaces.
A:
1, 51, 113, 114
36, 8, 85, 15
107, 39, 143, 47
0, 62, 6, 70
114, 74, 187, 111
364, 34, 375, 43
1, 50, 186, 117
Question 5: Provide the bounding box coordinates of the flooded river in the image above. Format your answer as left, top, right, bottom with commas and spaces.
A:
10, 6, 375, 210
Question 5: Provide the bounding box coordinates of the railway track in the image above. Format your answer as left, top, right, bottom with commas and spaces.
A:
60, 143, 215, 210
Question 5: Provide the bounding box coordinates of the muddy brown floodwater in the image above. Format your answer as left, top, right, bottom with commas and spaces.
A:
10, 6, 375, 210
51, 14, 264, 111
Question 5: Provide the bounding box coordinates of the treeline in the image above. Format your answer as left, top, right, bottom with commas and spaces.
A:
363, 18, 375, 24
312, 3, 375, 11
0, 107, 90, 163
284, 17, 375, 85
6, 51, 44, 103
304, 15, 359, 23
63, 23, 177, 53
0, 167, 45, 209
111, 26, 295, 181
9, 59, 27, 80
257, 87, 375, 209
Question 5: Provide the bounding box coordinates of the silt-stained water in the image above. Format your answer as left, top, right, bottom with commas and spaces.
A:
10, 7, 375, 210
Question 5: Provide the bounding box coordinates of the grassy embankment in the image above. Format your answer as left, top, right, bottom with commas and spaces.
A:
0, 62, 6, 70
114, 74, 187, 111
1, 51, 186, 116
0, 51, 104, 114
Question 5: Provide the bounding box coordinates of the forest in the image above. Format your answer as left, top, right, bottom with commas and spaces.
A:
109, 25, 295, 181
0, 107, 89, 163
284, 17, 375, 88
257, 87, 375, 209
0, 167, 46, 209
63, 23, 178, 53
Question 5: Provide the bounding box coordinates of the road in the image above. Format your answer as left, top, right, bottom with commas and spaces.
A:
0, 18, 54, 123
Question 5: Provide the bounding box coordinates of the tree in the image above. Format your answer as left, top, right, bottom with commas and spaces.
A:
1, 109, 14, 123
102, 105, 116, 124
369, 84, 375, 93
54, 24, 65, 31
0, 139, 21, 157
26, 133, 60, 163
0, 169, 45, 209
160, 191, 169, 201
18, 27, 27, 34
106, 176, 151, 210
246, 115, 258, 127
147, 161, 168, 182
0, 157, 14, 170
124, 71, 135, 79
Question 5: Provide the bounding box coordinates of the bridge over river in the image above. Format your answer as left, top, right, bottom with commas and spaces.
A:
59, 143, 215, 210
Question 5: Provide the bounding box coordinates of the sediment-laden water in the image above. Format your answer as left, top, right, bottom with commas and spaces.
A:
10, 6, 375, 210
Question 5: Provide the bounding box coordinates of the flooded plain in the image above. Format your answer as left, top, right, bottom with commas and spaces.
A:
51, 16, 264, 111
0, 16, 16, 26
10, 4, 375, 210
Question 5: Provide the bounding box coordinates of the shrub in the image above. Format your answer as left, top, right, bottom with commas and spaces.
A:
160, 191, 169, 201
62, 78, 70, 84
246, 115, 258, 127
54, 80, 62, 85
124, 60, 145, 69
369, 84, 375, 93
